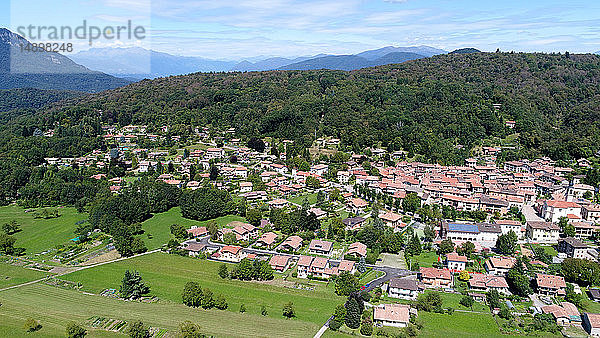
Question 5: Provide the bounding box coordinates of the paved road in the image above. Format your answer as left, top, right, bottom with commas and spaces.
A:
0, 248, 161, 293
313, 315, 334, 338
522, 205, 543, 222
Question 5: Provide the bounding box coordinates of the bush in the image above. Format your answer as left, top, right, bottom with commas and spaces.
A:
23, 318, 42, 332
283, 302, 295, 318
126, 320, 148, 338
65, 322, 86, 338
329, 319, 342, 331
360, 319, 373, 336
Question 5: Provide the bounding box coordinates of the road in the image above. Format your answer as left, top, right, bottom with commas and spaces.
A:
0, 248, 161, 293
522, 205, 543, 222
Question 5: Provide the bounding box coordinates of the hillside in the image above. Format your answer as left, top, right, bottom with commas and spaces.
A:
0, 88, 82, 112
0, 28, 131, 92
278, 52, 425, 71
8, 52, 600, 165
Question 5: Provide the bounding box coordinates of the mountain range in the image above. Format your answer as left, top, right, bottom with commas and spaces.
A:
0, 28, 130, 92
70, 45, 447, 78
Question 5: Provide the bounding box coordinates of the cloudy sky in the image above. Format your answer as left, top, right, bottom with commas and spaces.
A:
2, 0, 599, 59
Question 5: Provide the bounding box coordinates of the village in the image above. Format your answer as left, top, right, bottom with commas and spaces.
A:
35, 123, 600, 337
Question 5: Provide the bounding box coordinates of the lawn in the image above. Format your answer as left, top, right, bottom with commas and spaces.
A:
0, 283, 321, 338
62, 252, 343, 325
410, 250, 440, 268
0, 262, 50, 289
531, 244, 558, 257
0, 205, 86, 254
418, 311, 503, 337
288, 193, 318, 206
141, 208, 246, 249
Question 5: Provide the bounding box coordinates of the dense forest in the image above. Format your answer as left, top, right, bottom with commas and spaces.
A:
0, 52, 598, 206
12, 51, 598, 163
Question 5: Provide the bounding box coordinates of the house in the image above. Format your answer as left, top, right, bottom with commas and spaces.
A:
445, 252, 467, 271
205, 148, 225, 159
310, 256, 330, 278
536, 273, 566, 296
187, 226, 208, 238
256, 232, 278, 248
230, 222, 259, 241
279, 235, 303, 252
542, 302, 580, 326
468, 274, 510, 294
183, 242, 208, 257
484, 256, 516, 276
212, 245, 245, 262
541, 200, 582, 223
337, 260, 356, 274
388, 278, 420, 300
526, 221, 560, 243
379, 212, 402, 228
373, 304, 414, 328
558, 237, 589, 259
308, 239, 334, 256
297, 255, 314, 278
269, 255, 291, 272
308, 207, 327, 219
418, 267, 453, 289
268, 199, 289, 209
440, 221, 502, 246
346, 242, 368, 258
495, 219, 523, 236
239, 181, 253, 193
583, 313, 600, 336
582, 204, 600, 223
347, 198, 368, 214
343, 217, 366, 231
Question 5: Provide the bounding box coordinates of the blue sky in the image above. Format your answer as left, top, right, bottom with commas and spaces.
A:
3, 0, 600, 59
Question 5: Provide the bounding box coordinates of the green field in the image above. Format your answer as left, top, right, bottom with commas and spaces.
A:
0, 262, 50, 289
288, 193, 318, 206
0, 205, 86, 254
62, 252, 343, 325
0, 283, 321, 337
418, 311, 503, 337
141, 208, 246, 249
410, 250, 440, 268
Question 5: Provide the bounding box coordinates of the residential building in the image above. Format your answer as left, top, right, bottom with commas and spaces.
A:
541, 200, 582, 223
279, 235, 303, 252
583, 313, 600, 336
373, 304, 414, 328
346, 242, 367, 258
418, 267, 453, 289
557, 237, 589, 259
541, 302, 580, 326
526, 221, 560, 243
308, 239, 334, 256
484, 256, 516, 276
269, 255, 291, 272
445, 252, 467, 271
388, 278, 420, 300
536, 273, 566, 296
468, 274, 510, 294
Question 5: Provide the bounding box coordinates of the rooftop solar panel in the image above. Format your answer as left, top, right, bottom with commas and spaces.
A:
448, 222, 479, 233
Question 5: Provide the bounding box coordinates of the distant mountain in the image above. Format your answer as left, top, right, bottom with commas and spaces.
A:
356, 46, 446, 60
0, 28, 130, 92
230, 56, 317, 72
278, 52, 426, 71
450, 48, 482, 54
70, 47, 237, 79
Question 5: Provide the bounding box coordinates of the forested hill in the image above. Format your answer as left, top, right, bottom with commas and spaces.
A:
17, 52, 600, 163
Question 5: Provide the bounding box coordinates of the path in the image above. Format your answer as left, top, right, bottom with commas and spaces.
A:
0, 248, 161, 293
313, 315, 333, 338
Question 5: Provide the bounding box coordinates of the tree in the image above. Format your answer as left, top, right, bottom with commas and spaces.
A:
564, 223, 576, 237
283, 302, 296, 318
209, 165, 219, 181
0, 232, 17, 255
261, 304, 268, 316
335, 271, 360, 296
2, 220, 20, 234
214, 294, 228, 310
415, 291, 443, 313
119, 270, 150, 300
487, 289, 501, 309
334, 304, 347, 323
126, 320, 149, 338
182, 281, 203, 307
562, 258, 600, 286
218, 264, 228, 279
305, 176, 321, 189
402, 193, 421, 213
423, 225, 435, 242
345, 297, 362, 329
357, 257, 367, 274
406, 234, 422, 256
438, 238, 454, 254
360, 318, 373, 336
170, 223, 188, 240
245, 208, 262, 227
458, 270, 471, 281
201, 288, 214, 309
495, 230, 518, 255
248, 137, 265, 152
239, 304, 246, 313
460, 295, 474, 309
23, 318, 42, 332
179, 321, 205, 338
506, 257, 532, 296
65, 322, 87, 338
565, 283, 585, 309
458, 241, 475, 257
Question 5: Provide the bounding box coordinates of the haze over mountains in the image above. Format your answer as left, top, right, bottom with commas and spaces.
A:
0, 28, 130, 92
71, 45, 448, 78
